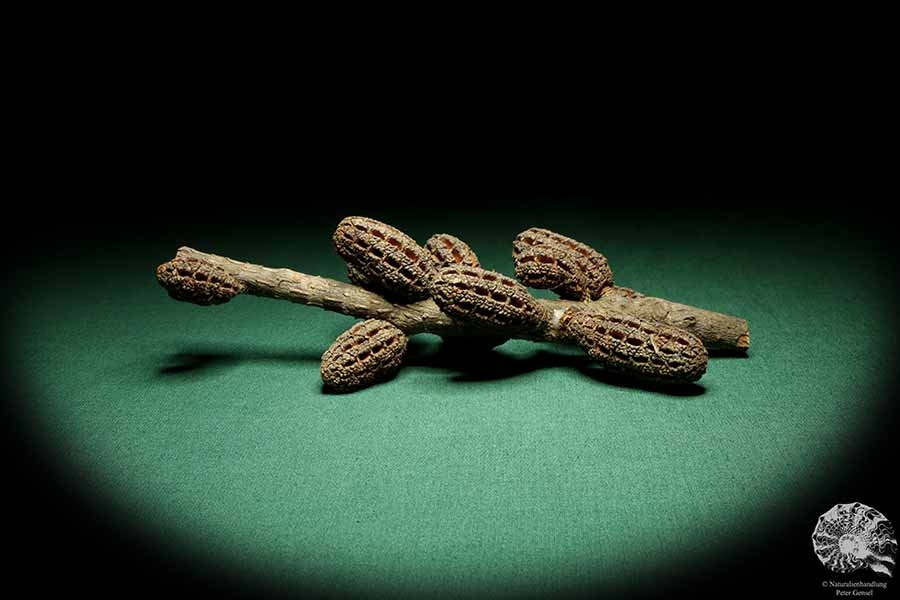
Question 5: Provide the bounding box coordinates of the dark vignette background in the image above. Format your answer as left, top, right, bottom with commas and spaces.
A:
5, 16, 896, 596
2, 188, 897, 600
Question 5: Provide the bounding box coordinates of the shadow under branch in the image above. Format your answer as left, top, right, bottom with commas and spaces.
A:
156, 338, 711, 397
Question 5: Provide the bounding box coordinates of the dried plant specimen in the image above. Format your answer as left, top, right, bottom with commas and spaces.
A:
430, 266, 550, 332
425, 234, 481, 268
157, 217, 750, 392
513, 227, 613, 300
559, 308, 708, 383
156, 258, 245, 305
424, 233, 512, 350
333, 216, 434, 303
320, 319, 408, 392
345, 263, 396, 300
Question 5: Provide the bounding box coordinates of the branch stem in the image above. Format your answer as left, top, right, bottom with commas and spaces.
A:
171, 246, 750, 352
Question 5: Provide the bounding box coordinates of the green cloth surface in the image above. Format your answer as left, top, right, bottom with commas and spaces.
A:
9, 214, 895, 597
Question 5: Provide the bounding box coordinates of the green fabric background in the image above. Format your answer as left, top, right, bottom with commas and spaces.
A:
9, 212, 895, 597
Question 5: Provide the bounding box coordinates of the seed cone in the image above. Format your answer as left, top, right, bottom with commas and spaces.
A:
560, 308, 708, 383
320, 319, 408, 392
156, 258, 245, 305
425, 233, 481, 268
425, 233, 511, 350
513, 227, 613, 300
431, 265, 549, 332
333, 217, 434, 303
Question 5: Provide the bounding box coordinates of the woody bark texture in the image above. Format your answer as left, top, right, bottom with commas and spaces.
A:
166, 246, 749, 353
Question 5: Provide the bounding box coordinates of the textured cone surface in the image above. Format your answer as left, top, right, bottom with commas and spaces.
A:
560, 308, 707, 383
333, 217, 434, 302
425, 234, 481, 268
513, 227, 613, 300
320, 319, 408, 392
346, 263, 396, 299
346, 263, 371, 287
514, 245, 588, 299
431, 266, 550, 332
425, 235, 510, 349
156, 258, 245, 306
